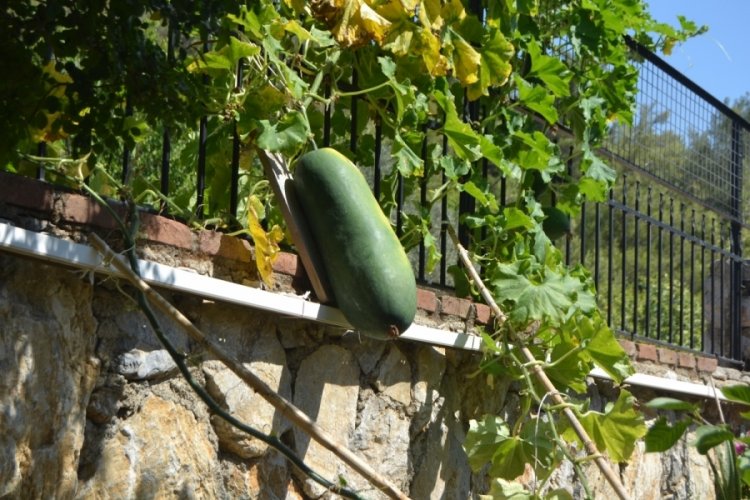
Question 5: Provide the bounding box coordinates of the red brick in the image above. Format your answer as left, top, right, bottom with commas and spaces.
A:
657, 348, 677, 365
59, 192, 125, 229
441, 295, 472, 318
417, 289, 438, 313
696, 355, 718, 373
197, 230, 222, 255
619, 339, 637, 358
0, 171, 54, 213
637, 343, 658, 362
272, 251, 301, 276
475, 303, 492, 324
678, 352, 696, 369
139, 213, 193, 249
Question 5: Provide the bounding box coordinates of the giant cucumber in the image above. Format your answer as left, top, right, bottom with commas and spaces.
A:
292, 148, 416, 339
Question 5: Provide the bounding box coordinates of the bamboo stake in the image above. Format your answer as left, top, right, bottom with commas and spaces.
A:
88, 234, 410, 500
452, 239, 631, 500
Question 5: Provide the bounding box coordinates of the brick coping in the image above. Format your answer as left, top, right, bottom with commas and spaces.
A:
0, 170, 721, 375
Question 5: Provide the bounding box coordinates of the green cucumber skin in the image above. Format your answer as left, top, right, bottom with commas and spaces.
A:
293, 148, 417, 339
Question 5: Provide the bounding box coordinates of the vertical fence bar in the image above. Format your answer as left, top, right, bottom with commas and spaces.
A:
701, 214, 706, 351
594, 202, 601, 295
620, 175, 627, 332
349, 70, 359, 155
719, 223, 726, 356
373, 117, 382, 200
230, 38, 244, 219
657, 193, 664, 340
196, 28, 210, 219
122, 99, 133, 185
710, 218, 717, 354
418, 134, 428, 281
679, 203, 686, 346
607, 187, 614, 327
323, 77, 331, 147
439, 132, 448, 286
729, 119, 744, 360
690, 209, 696, 349
668, 197, 675, 344
645, 186, 652, 338
160, 20, 175, 211
633, 181, 640, 335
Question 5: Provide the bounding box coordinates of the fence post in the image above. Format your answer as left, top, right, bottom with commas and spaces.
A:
730, 118, 744, 361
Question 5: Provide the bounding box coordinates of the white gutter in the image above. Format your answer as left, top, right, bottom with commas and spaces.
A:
0, 221, 729, 400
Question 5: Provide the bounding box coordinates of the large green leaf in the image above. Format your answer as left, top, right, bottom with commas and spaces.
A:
433, 83, 482, 162
644, 416, 691, 453
464, 415, 513, 472
256, 110, 310, 154
516, 76, 558, 125
693, 425, 735, 455
645, 397, 699, 412
526, 41, 571, 97
464, 414, 559, 481
490, 259, 586, 324
721, 384, 750, 406
580, 314, 634, 382
566, 389, 646, 462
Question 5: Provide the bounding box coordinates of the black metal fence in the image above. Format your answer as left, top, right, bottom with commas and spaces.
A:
17, 26, 750, 365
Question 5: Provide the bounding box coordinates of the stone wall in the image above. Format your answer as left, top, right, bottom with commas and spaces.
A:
0, 247, 723, 499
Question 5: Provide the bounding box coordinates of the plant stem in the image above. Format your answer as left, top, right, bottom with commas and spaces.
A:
88, 233, 410, 500
449, 231, 631, 500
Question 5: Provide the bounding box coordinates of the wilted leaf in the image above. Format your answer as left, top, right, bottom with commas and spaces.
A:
310, 0, 392, 47
246, 195, 283, 287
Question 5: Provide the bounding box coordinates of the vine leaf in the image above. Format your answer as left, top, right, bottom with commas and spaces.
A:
693, 424, 735, 455
246, 195, 284, 287
310, 0, 392, 47
565, 389, 646, 463
644, 416, 691, 453
468, 27, 514, 100
465, 415, 559, 481
433, 83, 482, 161
526, 40, 571, 97
256, 110, 310, 154
490, 259, 586, 324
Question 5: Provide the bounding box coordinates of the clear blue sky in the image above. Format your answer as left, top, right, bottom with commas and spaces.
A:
647, 1, 750, 104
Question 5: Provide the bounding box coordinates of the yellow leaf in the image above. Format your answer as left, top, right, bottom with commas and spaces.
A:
246, 195, 282, 287
311, 0, 392, 47
418, 29, 448, 76
419, 0, 443, 30
452, 34, 481, 85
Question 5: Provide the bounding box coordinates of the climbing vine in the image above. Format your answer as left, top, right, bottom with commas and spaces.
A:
2, 0, 707, 497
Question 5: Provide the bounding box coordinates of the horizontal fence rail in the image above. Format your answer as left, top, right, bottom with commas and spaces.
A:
8, 16, 750, 365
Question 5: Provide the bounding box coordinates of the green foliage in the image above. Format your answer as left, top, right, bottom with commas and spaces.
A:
644, 385, 750, 499
1, 0, 706, 496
